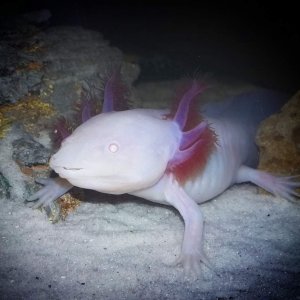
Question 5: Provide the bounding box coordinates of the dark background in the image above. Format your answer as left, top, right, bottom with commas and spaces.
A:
1, 1, 300, 92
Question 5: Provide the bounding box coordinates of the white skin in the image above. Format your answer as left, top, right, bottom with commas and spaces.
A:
28, 108, 300, 275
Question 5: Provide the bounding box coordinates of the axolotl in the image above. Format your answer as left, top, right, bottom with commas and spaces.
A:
29, 74, 300, 273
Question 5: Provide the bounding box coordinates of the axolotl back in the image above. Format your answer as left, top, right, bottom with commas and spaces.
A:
29, 74, 299, 274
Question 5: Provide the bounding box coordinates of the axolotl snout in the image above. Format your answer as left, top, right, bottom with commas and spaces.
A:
29, 76, 300, 274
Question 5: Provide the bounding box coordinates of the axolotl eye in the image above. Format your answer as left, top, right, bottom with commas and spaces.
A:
108, 142, 119, 153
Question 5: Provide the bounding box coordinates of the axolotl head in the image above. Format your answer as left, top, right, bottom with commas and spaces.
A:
50, 109, 180, 194
50, 79, 215, 194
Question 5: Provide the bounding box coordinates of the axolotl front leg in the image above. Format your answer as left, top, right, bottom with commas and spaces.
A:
164, 174, 210, 274
27, 177, 73, 209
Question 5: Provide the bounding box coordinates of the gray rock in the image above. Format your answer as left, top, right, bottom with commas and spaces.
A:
12, 137, 51, 167
0, 43, 31, 103
32, 26, 139, 113
0, 172, 11, 199
0, 22, 139, 109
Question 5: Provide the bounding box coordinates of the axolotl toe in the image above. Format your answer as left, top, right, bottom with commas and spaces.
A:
28, 73, 300, 274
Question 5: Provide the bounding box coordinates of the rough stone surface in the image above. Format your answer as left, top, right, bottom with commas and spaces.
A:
256, 91, 300, 175
36, 26, 137, 112
0, 172, 11, 199
12, 136, 51, 167
0, 22, 140, 112
0, 40, 43, 104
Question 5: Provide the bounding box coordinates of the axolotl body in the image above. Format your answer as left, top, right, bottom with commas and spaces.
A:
29, 75, 300, 273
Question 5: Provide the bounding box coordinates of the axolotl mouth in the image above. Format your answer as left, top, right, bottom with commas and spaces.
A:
49, 161, 89, 179
49, 153, 86, 177
50, 162, 135, 194
62, 167, 83, 171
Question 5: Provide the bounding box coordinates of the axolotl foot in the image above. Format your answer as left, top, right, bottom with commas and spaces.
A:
172, 247, 213, 275
27, 177, 73, 209
237, 166, 300, 202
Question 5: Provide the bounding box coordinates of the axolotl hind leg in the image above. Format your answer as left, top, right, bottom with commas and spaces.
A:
164, 174, 211, 275
236, 165, 300, 202
27, 177, 73, 209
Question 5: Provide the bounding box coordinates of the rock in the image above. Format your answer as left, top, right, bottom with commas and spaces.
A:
0, 21, 140, 111
256, 91, 300, 175
0, 43, 43, 104
0, 96, 56, 140
32, 26, 139, 113
0, 172, 11, 199
12, 136, 51, 176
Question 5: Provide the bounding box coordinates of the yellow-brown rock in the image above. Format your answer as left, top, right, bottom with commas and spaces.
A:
256, 91, 300, 176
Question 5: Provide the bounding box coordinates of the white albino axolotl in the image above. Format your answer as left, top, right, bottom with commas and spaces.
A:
29, 73, 300, 274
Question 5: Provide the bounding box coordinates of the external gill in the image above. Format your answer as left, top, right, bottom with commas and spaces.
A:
166, 80, 217, 183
